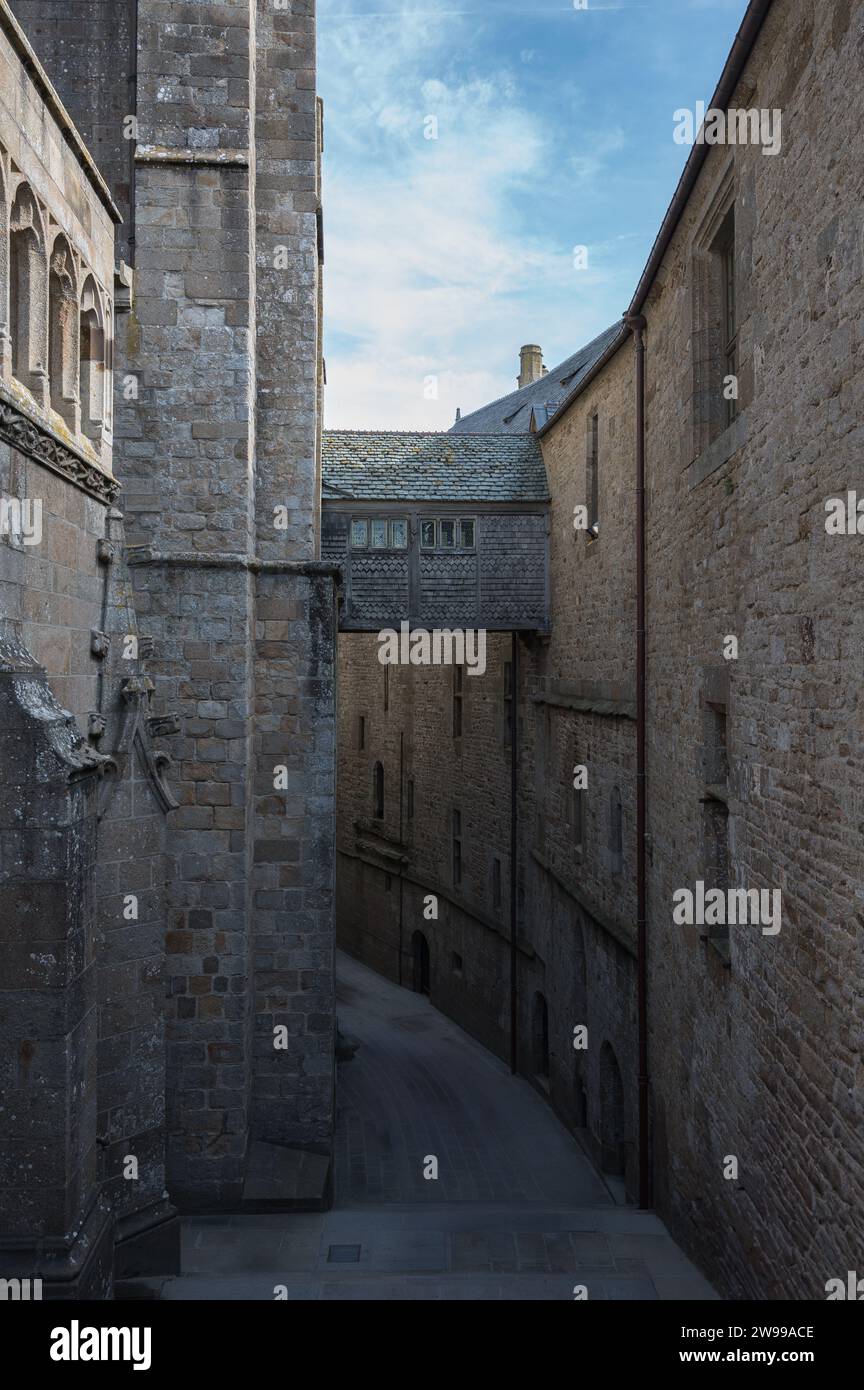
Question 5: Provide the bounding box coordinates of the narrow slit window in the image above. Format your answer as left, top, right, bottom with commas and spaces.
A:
721, 222, 738, 427
587, 412, 599, 536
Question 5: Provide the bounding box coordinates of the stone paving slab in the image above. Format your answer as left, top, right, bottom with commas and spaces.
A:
153, 1271, 676, 1301
176, 1205, 717, 1297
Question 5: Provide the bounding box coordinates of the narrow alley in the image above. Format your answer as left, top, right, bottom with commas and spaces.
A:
152, 955, 717, 1301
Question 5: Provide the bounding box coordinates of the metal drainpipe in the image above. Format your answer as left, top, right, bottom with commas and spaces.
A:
129, 0, 139, 267
624, 311, 651, 1209
398, 729, 404, 987
509, 632, 519, 1074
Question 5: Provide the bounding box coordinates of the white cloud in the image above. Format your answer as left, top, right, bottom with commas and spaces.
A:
320, 5, 627, 429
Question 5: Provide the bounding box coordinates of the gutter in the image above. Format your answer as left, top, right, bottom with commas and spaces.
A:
627, 0, 775, 316
535, 324, 629, 439
509, 632, 519, 1074
536, 0, 775, 440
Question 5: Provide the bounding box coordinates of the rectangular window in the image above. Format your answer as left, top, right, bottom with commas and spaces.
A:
452, 809, 462, 886
351, 519, 368, 548
704, 703, 728, 788
493, 857, 502, 913
439, 519, 456, 548
390, 519, 408, 548
453, 665, 463, 738
587, 413, 599, 536
358, 715, 365, 750
703, 798, 730, 948
692, 184, 738, 455
421, 519, 436, 549
460, 518, 475, 549
407, 778, 415, 821
721, 221, 738, 428
371, 519, 388, 549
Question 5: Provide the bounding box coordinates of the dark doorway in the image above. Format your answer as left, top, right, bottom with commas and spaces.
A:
599, 1041, 626, 1175
412, 931, 430, 995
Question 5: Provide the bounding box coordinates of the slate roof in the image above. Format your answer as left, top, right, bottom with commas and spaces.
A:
449, 322, 623, 435
322, 431, 549, 502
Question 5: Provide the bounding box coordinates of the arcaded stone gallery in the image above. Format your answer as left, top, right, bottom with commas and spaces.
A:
0, 0, 861, 1306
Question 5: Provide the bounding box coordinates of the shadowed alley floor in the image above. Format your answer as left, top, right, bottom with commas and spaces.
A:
146, 952, 718, 1300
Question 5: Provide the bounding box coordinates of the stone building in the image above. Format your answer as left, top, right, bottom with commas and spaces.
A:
1, 0, 336, 1298
333, 0, 864, 1299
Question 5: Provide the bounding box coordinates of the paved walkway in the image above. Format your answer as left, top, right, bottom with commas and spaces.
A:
145, 953, 717, 1300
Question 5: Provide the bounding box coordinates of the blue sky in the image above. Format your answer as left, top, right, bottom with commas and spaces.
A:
319, 0, 749, 430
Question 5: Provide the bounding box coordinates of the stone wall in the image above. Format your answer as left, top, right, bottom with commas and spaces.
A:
517, 344, 640, 1195
336, 630, 515, 1062
7, 0, 336, 1227
635, 0, 864, 1298
0, 0, 177, 1292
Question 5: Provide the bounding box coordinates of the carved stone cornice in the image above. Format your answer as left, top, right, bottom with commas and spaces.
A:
0, 383, 120, 506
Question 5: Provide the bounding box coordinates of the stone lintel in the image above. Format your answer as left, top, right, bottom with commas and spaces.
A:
134, 145, 250, 167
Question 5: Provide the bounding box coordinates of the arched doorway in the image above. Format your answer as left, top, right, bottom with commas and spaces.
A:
531, 991, 549, 1078
599, 1041, 625, 1175
412, 931, 430, 995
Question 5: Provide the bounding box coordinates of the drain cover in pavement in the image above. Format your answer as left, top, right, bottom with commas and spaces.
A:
327, 1244, 361, 1263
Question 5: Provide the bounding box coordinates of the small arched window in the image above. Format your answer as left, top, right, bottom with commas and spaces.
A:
9, 183, 47, 402
610, 786, 623, 875
79, 275, 105, 441
48, 236, 78, 428
373, 761, 384, 820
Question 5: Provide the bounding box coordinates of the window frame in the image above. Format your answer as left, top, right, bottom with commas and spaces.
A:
419, 515, 477, 551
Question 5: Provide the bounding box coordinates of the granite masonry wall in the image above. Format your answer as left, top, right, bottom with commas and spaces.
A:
635, 0, 864, 1298
5, 0, 336, 1247
0, 0, 177, 1294
336, 631, 516, 1062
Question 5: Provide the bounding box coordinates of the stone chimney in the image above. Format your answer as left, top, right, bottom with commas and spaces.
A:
518, 344, 545, 389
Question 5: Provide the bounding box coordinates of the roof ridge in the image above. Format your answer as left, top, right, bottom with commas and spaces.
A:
323, 429, 540, 439
450, 322, 621, 428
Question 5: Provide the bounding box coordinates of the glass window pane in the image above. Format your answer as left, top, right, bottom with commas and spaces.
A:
371, 519, 388, 549
439, 519, 455, 547
351, 519, 368, 548
390, 519, 408, 549
421, 520, 436, 548
460, 518, 475, 548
